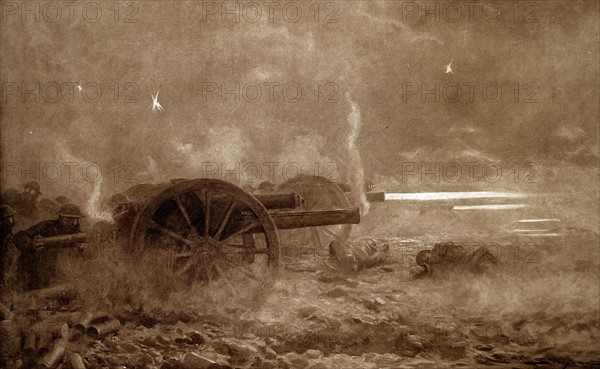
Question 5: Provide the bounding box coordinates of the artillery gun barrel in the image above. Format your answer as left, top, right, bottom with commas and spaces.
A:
255, 192, 303, 209
34, 232, 88, 246
240, 208, 360, 234
365, 192, 386, 202
270, 208, 360, 230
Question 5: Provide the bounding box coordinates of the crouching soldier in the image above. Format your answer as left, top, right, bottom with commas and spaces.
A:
328, 240, 390, 272
109, 193, 138, 243
410, 242, 499, 278
13, 204, 86, 290
0, 206, 18, 303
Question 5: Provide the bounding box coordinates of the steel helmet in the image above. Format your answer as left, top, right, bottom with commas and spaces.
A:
24, 181, 41, 193
0, 205, 17, 219
57, 203, 85, 218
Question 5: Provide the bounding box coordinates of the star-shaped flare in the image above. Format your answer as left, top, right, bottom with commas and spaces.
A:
445, 60, 454, 74
150, 90, 164, 113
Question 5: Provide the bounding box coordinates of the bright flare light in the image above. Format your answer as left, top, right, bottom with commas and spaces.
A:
517, 219, 561, 223
453, 204, 528, 210
384, 191, 526, 201
151, 90, 164, 113
520, 233, 561, 237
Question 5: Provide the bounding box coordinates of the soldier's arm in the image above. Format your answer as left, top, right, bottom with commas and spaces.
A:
13, 222, 50, 251
13, 230, 34, 251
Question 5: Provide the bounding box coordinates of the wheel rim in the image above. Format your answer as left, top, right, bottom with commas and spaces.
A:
129, 179, 280, 292
278, 175, 352, 260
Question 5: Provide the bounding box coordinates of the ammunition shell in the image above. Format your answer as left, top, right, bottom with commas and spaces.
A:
39, 340, 66, 368
87, 319, 121, 339
75, 312, 93, 332
69, 352, 86, 369
60, 323, 70, 340
23, 331, 37, 354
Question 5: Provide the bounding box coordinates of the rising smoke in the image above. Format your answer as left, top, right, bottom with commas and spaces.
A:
345, 92, 369, 216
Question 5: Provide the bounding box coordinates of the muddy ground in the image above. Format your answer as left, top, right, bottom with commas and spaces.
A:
1, 230, 599, 369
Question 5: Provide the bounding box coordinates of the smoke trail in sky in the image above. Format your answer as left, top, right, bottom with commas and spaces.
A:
346, 92, 369, 215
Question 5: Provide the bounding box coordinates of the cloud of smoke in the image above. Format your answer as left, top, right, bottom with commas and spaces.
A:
55, 141, 113, 221
346, 92, 369, 215
85, 177, 113, 223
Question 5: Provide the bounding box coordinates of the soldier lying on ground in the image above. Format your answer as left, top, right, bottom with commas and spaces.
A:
13, 204, 85, 290
328, 240, 390, 272
0, 205, 18, 304
410, 241, 499, 278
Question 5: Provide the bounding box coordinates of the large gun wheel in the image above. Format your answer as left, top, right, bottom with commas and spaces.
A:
129, 179, 280, 295
278, 175, 352, 259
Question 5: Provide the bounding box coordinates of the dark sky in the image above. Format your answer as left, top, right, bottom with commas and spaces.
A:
1, 1, 598, 202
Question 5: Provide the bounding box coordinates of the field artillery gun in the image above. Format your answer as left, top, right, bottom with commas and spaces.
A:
273, 175, 385, 254
113, 178, 360, 292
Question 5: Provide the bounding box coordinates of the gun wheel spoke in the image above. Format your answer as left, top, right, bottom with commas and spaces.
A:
214, 200, 236, 242
204, 190, 212, 240
130, 178, 280, 296
175, 195, 200, 237
214, 262, 238, 296
150, 221, 194, 247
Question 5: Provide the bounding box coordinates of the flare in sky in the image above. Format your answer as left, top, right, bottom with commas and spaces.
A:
151, 91, 164, 113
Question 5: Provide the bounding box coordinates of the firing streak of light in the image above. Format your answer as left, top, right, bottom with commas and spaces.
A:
384, 191, 526, 201
453, 204, 528, 210
512, 229, 552, 233
520, 233, 561, 237
517, 219, 561, 223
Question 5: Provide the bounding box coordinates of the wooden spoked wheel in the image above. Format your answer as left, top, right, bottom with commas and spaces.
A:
129, 179, 280, 295
277, 175, 352, 261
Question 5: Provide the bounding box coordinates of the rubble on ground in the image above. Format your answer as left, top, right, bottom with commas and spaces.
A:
0, 236, 598, 369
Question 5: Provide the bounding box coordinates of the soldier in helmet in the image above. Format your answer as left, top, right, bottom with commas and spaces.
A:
18, 181, 42, 220
2, 181, 42, 223
109, 193, 137, 243
14, 203, 85, 289
0, 205, 18, 302
0, 188, 19, 207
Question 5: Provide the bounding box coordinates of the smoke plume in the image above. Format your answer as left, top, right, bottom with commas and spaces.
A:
346, 92, 369, 215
